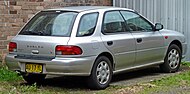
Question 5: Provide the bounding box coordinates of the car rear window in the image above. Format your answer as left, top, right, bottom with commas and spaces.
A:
19, 11, 78, 37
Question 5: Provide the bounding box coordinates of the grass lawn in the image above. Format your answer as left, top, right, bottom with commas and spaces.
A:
0, 66, 123, 94
0, 62, 190, 94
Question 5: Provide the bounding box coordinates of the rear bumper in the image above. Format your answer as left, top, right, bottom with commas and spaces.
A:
5, 54, 96, 76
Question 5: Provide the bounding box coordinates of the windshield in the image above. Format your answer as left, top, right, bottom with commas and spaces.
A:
19, 11, 78, 37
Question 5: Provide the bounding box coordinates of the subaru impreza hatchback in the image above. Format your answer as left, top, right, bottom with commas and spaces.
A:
6, 6, 187, 89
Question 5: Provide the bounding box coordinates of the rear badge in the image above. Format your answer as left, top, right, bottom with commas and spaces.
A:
27, 45, 44, 49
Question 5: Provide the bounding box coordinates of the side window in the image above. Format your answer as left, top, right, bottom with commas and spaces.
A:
120, 11, 153, 32
77, 13, 98, 37
103, 11, 126, 33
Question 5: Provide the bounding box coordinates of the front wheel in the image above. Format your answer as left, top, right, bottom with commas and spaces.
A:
160, 44, 182, 73
88, 56, 113, 90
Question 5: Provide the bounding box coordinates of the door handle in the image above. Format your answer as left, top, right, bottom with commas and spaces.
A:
137, 38, 142, 43
107, 41, 113, 46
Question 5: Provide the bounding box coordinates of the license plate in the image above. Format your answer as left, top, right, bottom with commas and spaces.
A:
25, 63, 43, 73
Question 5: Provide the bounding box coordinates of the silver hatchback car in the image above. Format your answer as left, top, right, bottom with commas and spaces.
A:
6, 6, 187, 89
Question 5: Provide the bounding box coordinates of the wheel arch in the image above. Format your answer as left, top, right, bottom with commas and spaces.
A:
96, 52, 115, 70
160, 40, 182, 73
169, 40, 182, 53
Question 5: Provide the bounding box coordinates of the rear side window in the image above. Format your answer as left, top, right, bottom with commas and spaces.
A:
103, 11, 126, 33
19, 11, 78, 37
77, 13, 98, 37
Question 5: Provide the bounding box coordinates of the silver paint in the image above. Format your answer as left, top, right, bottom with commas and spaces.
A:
6, 6, 187, 76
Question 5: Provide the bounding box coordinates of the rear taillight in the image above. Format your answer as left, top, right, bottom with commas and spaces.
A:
9, 42, 17, 52
55, 45, 82, 55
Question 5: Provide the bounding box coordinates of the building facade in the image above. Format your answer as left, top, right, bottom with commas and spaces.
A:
0, 0, 112, 63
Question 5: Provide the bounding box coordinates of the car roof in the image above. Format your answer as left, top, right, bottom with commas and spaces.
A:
43, 6, 133, 12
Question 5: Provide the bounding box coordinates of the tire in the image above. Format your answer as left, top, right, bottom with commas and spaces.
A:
88, 56, 113, 90
22, 74, 46, 85
160, 44, 182, 73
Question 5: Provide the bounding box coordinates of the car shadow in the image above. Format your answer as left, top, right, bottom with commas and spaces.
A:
111, 66, 162, 83
19, 66, 187, 89
41, 76, 88, 89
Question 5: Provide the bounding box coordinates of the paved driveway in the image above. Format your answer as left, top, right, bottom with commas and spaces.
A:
44, 66, 190, 89
111, 66, 190, 86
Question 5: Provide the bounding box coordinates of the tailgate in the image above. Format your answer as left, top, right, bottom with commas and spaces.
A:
12, 35, 70, 60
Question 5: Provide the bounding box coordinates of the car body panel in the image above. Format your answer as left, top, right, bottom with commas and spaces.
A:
6, 54, 96, 76
159, 29, 187, 57
132, 31, 165, 66
101, 33, 136, 70
5, 6, 187, 76
11, 35, 70, 57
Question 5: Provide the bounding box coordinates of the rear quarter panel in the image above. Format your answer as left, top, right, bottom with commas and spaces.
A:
66, 9, 114, 71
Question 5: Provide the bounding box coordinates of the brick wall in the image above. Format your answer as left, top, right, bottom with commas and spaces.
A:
0, 0, 112, 63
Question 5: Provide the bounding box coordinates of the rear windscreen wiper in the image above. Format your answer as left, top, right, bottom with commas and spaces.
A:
20, 30, 39, 35
20, 30, 48, 36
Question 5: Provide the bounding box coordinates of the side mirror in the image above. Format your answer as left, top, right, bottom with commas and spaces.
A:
154, 23, 163, 31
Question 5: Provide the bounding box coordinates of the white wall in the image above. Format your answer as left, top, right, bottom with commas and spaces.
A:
113, 0, 190, 61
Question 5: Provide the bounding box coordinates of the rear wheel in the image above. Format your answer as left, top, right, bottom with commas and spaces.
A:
88, 56, 113, 90
22, 74, 46, 84
160, 44, 182, 73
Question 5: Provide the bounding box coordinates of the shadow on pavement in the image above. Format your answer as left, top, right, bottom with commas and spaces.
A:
112, 66, 162, 82
19, 66, 189, 89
